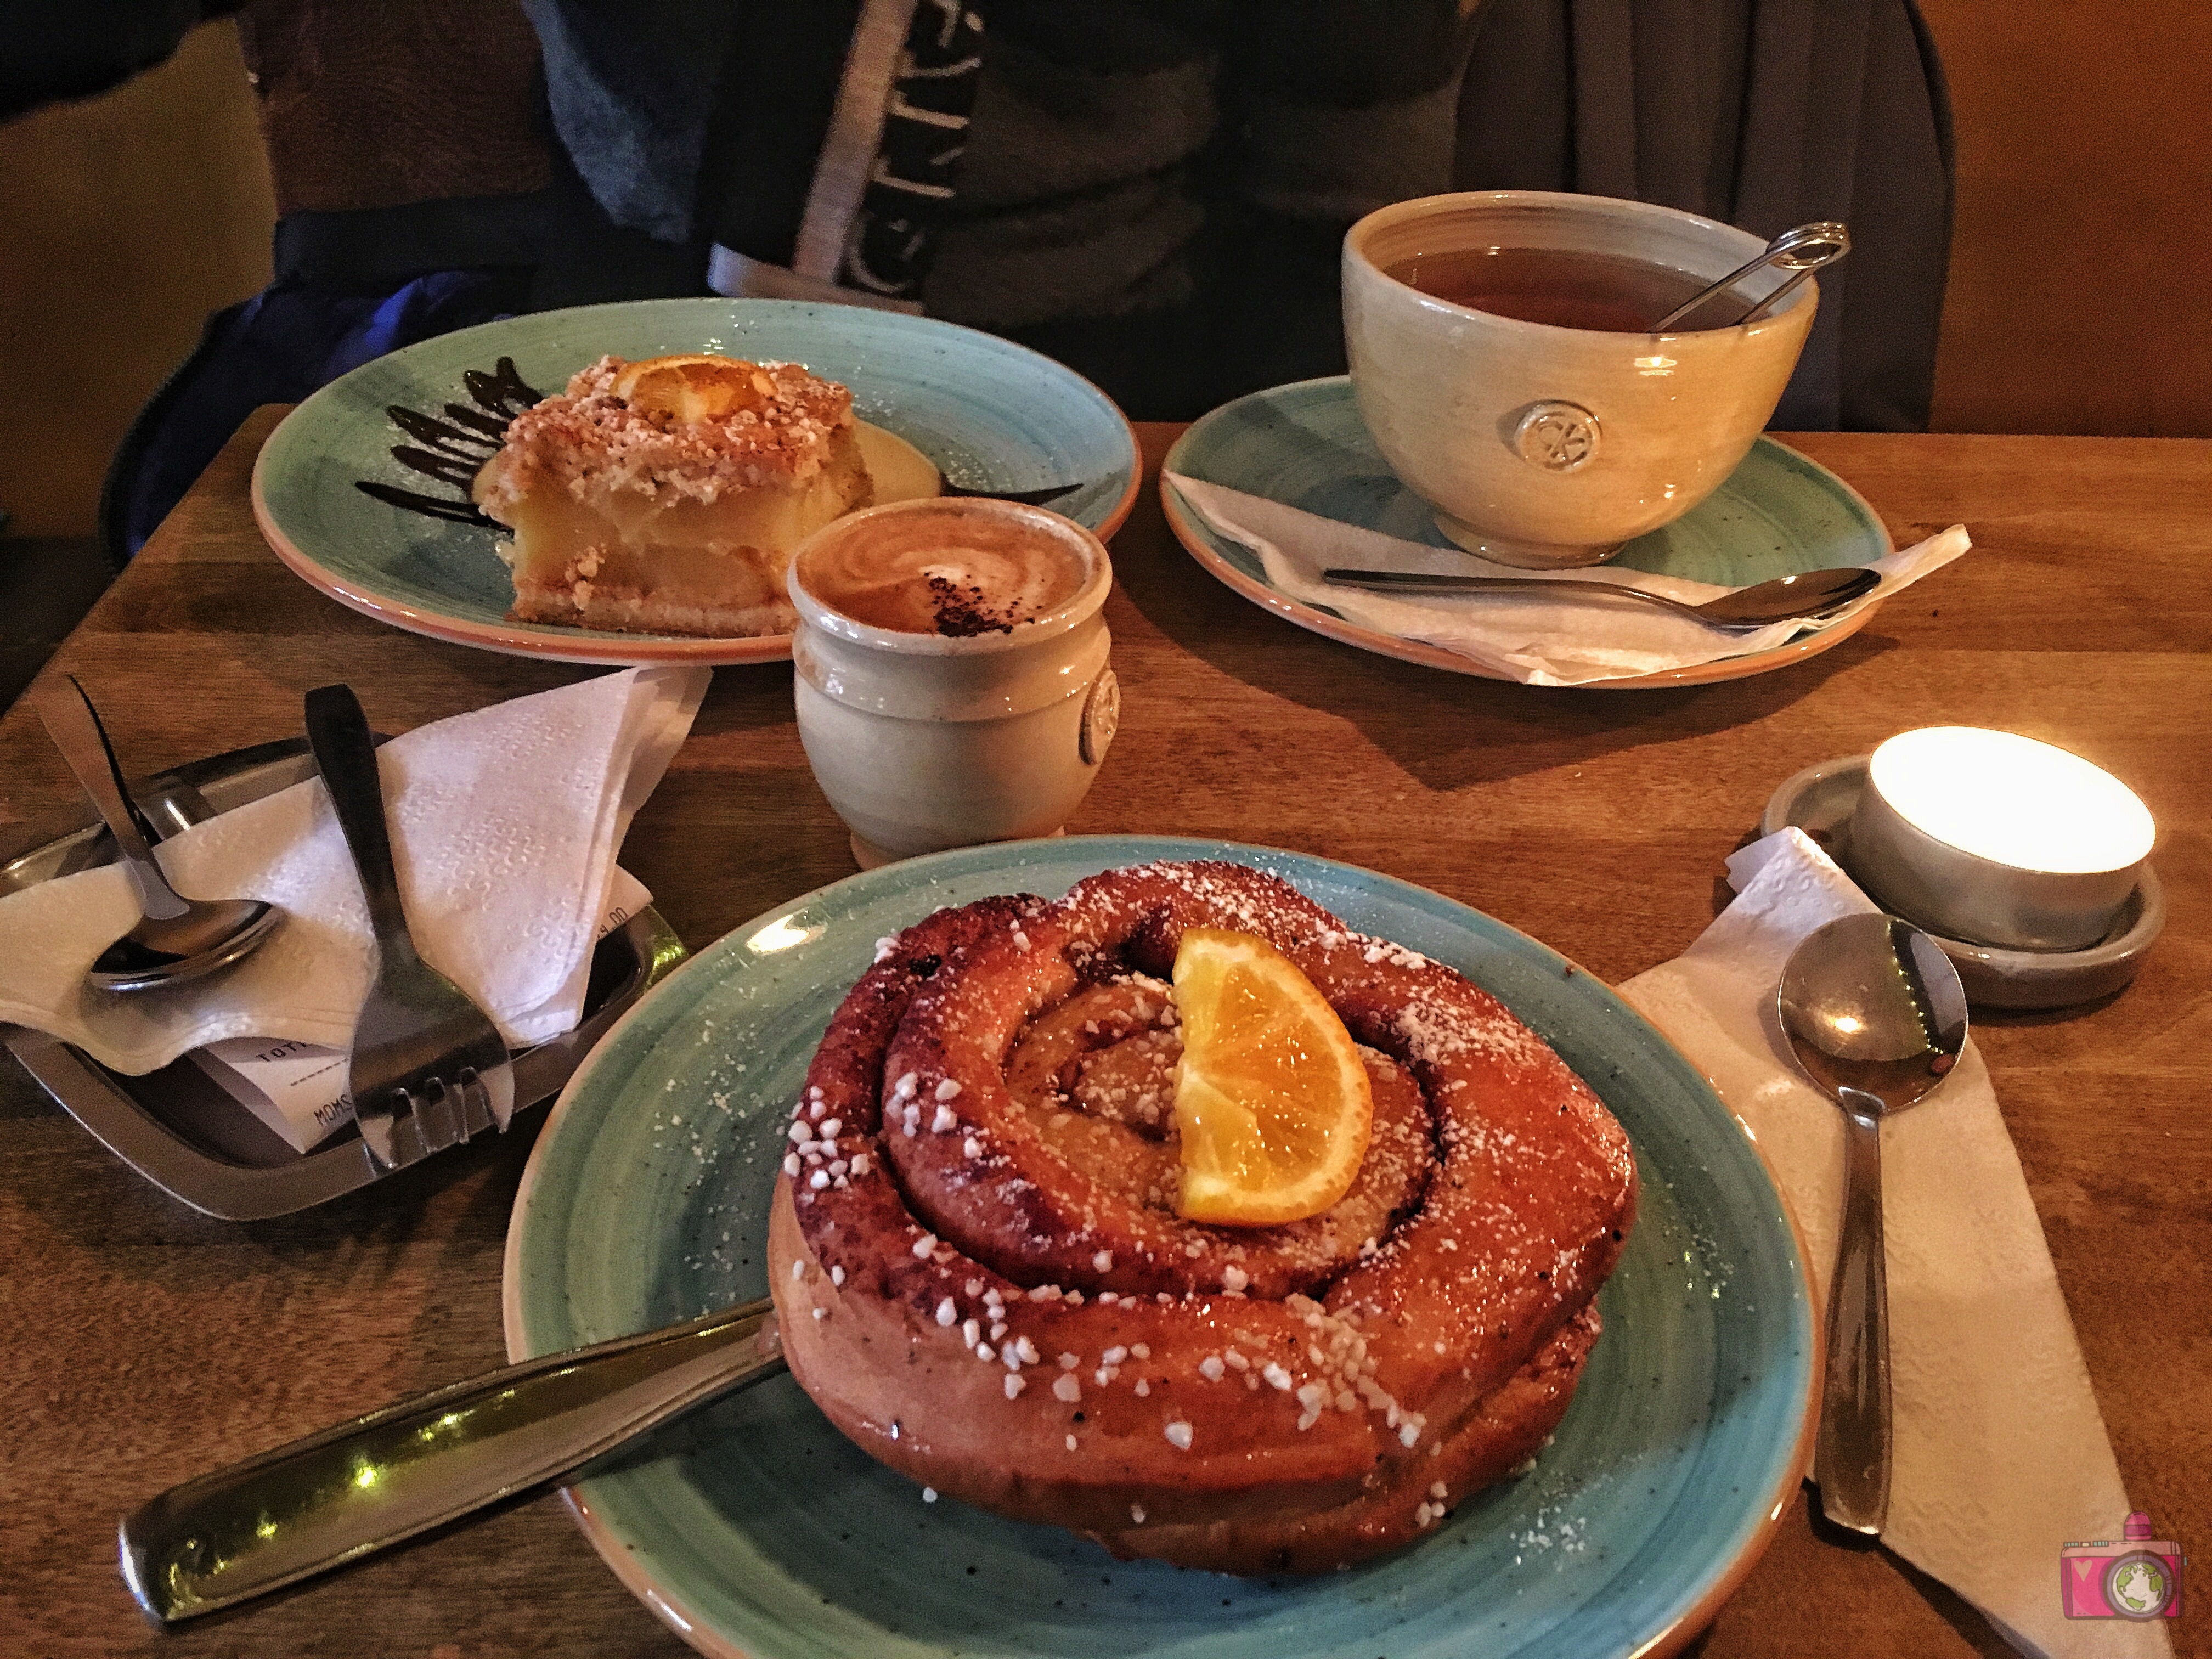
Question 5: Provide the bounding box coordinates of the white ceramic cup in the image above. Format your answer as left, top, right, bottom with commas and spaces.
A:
1342, 190, 1819, 567
788, 498, 1120, 868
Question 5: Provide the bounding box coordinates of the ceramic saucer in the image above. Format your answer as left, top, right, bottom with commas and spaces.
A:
1161, 377, 1893, 689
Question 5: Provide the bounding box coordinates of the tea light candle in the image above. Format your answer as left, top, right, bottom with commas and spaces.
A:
1848, 728, 2155, 951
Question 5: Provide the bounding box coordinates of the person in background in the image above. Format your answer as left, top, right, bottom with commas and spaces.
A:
3, 0, 1951, 567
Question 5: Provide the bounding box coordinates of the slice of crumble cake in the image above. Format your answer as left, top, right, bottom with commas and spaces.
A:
473, 353, 874, 637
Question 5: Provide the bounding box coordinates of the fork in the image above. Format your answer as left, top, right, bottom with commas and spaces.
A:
941, 479, 1086, 506
304, 685, 513, 1172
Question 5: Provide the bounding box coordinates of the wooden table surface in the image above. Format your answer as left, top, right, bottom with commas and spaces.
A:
3, 409, 2206, 1658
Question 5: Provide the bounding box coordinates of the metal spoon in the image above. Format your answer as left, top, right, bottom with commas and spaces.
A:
1320, 563, 1881, 630
1652, 221, 1852, 332
1777, 911, 1968, 1536
36, 676, 281, 992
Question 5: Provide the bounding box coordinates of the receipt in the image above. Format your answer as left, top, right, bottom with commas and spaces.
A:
188, 869, 652, 1153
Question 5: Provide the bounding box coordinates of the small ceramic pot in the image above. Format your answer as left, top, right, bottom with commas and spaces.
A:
1342, 191, 1818, 567
788, 499, 1120, 868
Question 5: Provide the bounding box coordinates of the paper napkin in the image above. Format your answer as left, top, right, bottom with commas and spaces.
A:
1618, 830, 2169, 1658
0, 666, 709, 1077
1165, 473, 1971, 686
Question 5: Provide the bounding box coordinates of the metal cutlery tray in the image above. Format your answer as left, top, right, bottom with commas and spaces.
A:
1, 738, 686, 1220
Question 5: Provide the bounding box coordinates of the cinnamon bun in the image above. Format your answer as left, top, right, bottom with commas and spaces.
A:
768, 861, 1637, 1573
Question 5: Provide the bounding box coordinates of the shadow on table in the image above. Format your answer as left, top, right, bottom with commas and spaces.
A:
1116, 554, 1900, 797
0, 1046, 539, 1300
1969, 988, 2130, 1028
687, 658, 804, 740
1809, 1506, 2018, 1659
1671, 1484, 2016, 1659
1, 535, 115, 714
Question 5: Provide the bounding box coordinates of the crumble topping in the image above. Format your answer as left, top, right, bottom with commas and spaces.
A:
479, 354, 853, 507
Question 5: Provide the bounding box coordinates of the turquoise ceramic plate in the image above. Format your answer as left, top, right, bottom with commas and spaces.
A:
1161, 377, 1891, 688
504, 836, 1815, 1659
252, 299, 1141, 667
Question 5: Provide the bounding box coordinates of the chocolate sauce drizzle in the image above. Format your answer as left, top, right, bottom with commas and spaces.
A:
354, 357, 543, 526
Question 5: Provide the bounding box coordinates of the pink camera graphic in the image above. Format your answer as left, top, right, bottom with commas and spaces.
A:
2061, 1513, 2185, 1620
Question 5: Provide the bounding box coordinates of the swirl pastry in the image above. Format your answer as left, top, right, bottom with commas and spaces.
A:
768, 861, 1637, 1573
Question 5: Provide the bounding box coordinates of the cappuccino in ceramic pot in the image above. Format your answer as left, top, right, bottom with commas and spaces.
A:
799, 507, 1090, 637
788, 498, 1119, 869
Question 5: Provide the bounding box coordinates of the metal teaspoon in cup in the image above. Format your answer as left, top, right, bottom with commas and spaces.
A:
1652, 221, 1852, 331
1777, 911, 1969, 1537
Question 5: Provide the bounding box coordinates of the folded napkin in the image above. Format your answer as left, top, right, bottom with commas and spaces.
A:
1618, 831, 2168, 1658
187, 868, 653, 1153
1166, 473, 1971, 686
0, 667, 709, 1077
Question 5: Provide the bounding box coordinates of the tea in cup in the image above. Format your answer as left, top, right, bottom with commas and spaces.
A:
1342, 190, 1819, 567
787, 498, 1119, 868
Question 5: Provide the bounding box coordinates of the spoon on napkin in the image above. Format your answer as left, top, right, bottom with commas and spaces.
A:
1321, 564, 1880, 631
36, 677, 281, 992
1778, 912, 1968, 1536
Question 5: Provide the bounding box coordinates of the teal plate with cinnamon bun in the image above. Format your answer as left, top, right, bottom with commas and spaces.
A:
504, 836, 1815, 1659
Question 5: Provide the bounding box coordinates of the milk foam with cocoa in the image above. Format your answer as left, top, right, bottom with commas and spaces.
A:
799, 504, 1089, 636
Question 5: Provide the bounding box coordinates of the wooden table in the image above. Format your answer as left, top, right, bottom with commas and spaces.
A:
4, 410, 2207, 1658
